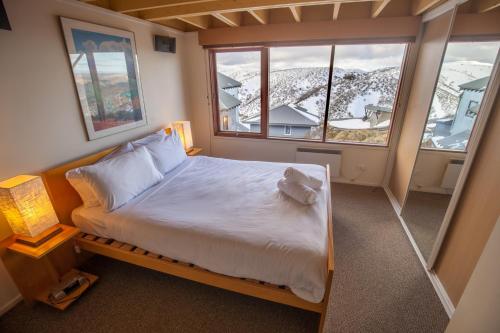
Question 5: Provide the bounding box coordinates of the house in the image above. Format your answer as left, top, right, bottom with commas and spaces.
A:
243, 104, 320, 138
432, 76, 489, 150
364, 104, 392, 128
450, 76, 489, 134
217, 73, 248, 131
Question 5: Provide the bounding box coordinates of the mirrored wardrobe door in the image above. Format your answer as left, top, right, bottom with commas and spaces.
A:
401, 39, 500, 264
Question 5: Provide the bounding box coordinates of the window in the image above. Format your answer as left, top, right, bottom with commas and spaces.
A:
210, 43, 408, 145
421, 41, 499, 151
465, 101, 479, 118
284, 125, 291, 135
268, 46, 331, 139
326, 44, 406, 144
213, 49, 262, 133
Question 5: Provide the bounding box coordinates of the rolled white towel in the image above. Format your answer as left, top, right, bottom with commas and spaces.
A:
284, 167, 323, 190
277, 178, 317, 205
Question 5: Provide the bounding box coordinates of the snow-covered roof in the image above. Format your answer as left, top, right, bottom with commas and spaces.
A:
432, 130, 471, 150
459, 76, 490, 92
329, 118, 371, 129
217, 73, 242, 90
244, 104, 319, 126
365, 104, 392, 113
218, 89, 241, 111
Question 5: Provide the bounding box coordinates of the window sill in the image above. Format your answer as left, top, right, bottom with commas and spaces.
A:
213, 133, 391, 150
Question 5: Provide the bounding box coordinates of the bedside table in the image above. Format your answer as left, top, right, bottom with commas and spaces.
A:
187, 147, 203, 156
6, 224, 98, 310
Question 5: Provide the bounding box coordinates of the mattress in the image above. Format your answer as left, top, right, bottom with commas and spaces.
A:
72, 156, 329, 303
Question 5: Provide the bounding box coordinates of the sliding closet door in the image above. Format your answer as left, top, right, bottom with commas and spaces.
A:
389, 10, 456, 206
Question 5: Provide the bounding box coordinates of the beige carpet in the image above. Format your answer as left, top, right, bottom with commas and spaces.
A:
402, 191, 452, 259
0, 184, 449, 332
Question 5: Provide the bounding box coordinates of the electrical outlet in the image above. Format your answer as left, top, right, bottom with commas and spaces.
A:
74, 244, 81, 254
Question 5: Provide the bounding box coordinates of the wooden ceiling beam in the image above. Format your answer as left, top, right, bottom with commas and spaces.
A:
177, 15, 211, 29
475, 0, 500, 13
109, 0, 216, 13
412, 0, 442, 16
371, 0, 391, 18
155, 18, 191, 31
139, 0, 367, 21
248, 9, 270, 24
333, 3, 341, 20
289, 6, 302, 22
212, 12, 242, 26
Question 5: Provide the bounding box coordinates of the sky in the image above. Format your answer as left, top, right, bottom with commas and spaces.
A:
443, 41, 499, 64
217, 44, 408, 75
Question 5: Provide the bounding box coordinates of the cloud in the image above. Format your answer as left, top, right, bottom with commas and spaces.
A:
444, 41, 499, 64
334, 44, 406, 71
215, 43, 409, 74
216, 51, 261, 74
270, 45, 331, 69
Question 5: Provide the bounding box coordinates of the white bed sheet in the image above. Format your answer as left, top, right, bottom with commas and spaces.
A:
72, 156, 329, 303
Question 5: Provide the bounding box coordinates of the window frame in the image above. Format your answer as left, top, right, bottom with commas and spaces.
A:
209, 41, 409, 147
209, 47, 268, 139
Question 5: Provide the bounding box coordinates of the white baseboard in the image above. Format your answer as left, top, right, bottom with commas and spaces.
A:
383, 186, 455, 318
383, 184, 402, 215
410, 185, 453, 195
332, 178, 381, 188
0, 294, 22, 317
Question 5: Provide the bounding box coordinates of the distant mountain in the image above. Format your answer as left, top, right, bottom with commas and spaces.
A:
231, 60, 493, 122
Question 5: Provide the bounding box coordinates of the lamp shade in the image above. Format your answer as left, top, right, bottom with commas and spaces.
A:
0, 175, 59, 238
172, 121, 193, 151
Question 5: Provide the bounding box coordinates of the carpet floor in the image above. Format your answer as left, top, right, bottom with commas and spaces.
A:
0, 184, 449, 332
402, 191, 451, 259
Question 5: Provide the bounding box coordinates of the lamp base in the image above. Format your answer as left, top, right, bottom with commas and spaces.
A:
15, 225, 63, 248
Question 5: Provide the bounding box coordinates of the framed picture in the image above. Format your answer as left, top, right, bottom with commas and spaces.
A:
60, 17, 147, 140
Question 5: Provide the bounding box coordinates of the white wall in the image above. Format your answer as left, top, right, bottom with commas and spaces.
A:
0, 0, 190, 314
410, 149, 466, 194
183, 33, 391, 186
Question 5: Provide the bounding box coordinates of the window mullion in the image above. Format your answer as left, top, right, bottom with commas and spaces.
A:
322, 44, 336, 143
261, 47, 269, 139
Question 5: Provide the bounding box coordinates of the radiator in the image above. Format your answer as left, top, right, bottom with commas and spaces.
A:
441, 159, 464, 189
295, 148, 341, 178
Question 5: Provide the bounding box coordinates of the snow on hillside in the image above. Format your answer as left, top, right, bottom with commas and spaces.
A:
231, 60, 492, 123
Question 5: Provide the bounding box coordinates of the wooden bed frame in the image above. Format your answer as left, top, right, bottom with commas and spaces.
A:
41, 141, 334, 332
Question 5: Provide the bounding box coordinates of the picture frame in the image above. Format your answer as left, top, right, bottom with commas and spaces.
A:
60, 17, 147, 140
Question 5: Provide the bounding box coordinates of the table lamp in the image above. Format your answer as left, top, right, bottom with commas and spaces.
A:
172, 121, 193, 152
0, 175, 62, 247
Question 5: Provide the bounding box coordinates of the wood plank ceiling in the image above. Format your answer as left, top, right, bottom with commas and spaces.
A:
82, 0, 500, 32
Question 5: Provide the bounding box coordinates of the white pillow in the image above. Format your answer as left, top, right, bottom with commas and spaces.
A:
131, 129, 167, 148
80, 147, 164, 211
144, 130, 187, 174
100, 142, 133, 162
66, 169, 100, 208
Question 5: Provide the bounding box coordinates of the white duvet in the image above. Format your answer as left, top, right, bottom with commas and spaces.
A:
72, 156, 329, 302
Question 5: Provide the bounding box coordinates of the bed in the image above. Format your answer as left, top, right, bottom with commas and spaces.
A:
42, 140, 334, 332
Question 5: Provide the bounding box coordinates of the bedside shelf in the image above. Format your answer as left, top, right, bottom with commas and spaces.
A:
36, 269, 98, 311
7, 224, 80, 259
